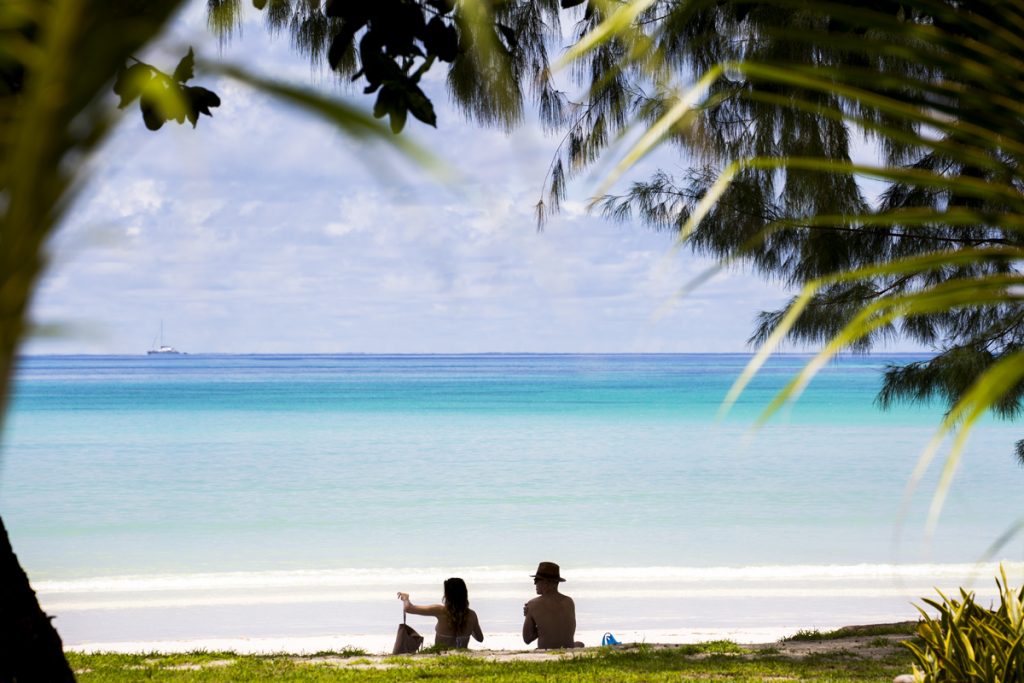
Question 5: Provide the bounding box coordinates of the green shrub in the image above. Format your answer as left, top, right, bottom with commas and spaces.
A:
784, 623, 918, 643
784, 629, 824, 641
903, 565, 1024, 682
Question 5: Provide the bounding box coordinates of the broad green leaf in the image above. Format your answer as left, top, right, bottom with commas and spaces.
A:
112, 63, 153, 109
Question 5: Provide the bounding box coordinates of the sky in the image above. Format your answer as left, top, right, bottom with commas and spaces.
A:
25, 2, 893, 355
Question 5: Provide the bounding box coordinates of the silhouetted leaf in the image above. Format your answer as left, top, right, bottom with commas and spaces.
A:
112, 63, 152, 108
139, 96, 164, 130
359, 31, 395, 87
388, 104, 407, 134
373, 83, 413, 134
324, 0, 370, 25
252, 0, 267, 8
404, 82, 436, 127
423, 16, 458, 62
377, 2, 424, 55
373, 83, 399, 119
172, 47, 194, 83
184, 85, 221, 126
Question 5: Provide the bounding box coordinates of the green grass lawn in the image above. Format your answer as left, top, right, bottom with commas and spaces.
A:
67, 638, 915, 682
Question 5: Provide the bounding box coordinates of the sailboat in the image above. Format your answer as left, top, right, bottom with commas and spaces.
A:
147, 322, 185, 355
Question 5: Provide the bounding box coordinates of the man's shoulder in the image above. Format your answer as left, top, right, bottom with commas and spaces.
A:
530, 592, 574, 607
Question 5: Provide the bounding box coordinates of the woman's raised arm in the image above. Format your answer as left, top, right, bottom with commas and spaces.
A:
397, 592, 444, 617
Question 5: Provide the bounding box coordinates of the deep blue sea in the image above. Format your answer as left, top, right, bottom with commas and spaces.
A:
2, 353, 1022, 651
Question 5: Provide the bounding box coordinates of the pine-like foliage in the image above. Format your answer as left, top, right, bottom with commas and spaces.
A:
556, 1, 1024, 466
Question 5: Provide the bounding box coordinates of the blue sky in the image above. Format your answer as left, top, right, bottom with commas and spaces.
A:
27, 3, 851, 355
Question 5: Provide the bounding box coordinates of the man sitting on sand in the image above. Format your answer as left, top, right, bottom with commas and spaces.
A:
522, 561, 584, 649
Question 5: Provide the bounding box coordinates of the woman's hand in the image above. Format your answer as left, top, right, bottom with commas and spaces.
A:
397, 592, 410, 603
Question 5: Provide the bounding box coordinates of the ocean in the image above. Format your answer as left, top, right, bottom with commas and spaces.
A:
2, 353, 1022, 652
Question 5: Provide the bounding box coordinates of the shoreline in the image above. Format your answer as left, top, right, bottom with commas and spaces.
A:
60, 621, 925, 657
43, 561, 1019, 655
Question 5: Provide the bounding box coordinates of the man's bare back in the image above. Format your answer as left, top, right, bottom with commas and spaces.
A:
522, 561, 582, 649
523, 591, 577, 649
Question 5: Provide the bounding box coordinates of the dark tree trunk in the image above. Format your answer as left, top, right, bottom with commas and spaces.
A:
0, 4, 187, 682
0, 516, 75, 682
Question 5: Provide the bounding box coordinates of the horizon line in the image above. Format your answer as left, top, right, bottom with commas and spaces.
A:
17, 350, 933, 358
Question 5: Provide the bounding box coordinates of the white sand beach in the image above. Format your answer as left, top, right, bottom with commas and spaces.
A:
47, 562, 1022, 655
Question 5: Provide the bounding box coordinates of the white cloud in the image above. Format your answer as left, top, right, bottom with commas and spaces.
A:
91, 178, 166, 219
23, 1, 824, 355
323, 222, 357, 237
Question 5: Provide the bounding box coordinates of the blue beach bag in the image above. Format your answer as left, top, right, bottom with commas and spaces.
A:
602, 632, 621, 646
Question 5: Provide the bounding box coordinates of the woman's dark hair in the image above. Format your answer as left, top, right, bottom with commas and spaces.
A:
443, 577, 469, 633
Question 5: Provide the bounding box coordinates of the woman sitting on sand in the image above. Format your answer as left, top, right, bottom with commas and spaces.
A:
397, 578, 484, 648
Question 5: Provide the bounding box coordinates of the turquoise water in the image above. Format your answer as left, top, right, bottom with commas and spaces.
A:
3, 353, 1024, 651
3, 353, 1021, 579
